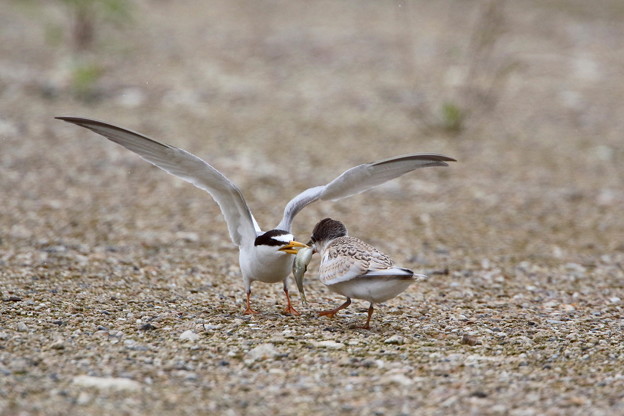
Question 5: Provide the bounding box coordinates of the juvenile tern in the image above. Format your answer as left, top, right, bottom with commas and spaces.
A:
283, 218, 424, 329
56, 116, 454, 315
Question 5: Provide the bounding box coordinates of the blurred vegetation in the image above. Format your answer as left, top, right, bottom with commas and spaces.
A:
57, 0, 133, 52
69, 61, 104, 100
424, 0, 517, 135
439, 102, 465, 134
59, 0, 134, 100
15, 0, 135, 100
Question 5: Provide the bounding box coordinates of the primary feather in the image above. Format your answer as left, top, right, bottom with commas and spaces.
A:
55, 117, 259, 246
276, 153, 455, 231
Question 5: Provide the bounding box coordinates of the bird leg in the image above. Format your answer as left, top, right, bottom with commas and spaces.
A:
243, 290, 259, 315
282, 287, 300, 316
319, 297, 352, 318
355, 303, 374, 330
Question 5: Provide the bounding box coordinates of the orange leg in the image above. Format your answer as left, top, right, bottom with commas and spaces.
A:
319, 297, 351, 318
282, 288, 300, 316
355, 303, 374, 330
243, 290, 259, 315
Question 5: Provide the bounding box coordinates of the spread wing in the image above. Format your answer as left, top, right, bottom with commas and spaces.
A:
55, 117, 260, 246
277, 153, 455, 231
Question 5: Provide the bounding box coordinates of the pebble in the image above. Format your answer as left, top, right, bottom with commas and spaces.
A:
245, 343, 279, 363
179, 330, 200, 342
49, 340, 65, 350
16, 322, 28, 332
76, 391, 91, 405
461, 334, 481, 346
72, 375, 142, 391
384, 335, 405, 345
310, 340, 345, 349
380, 372, 413, 386
175, 231, 200, 242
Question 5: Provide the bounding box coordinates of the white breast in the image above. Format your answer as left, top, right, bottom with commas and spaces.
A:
239, 244, 292, 284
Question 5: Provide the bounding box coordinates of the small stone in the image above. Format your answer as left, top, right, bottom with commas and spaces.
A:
175, 231, 199, 242
179, 330, 200, 342
16, 322, 29, 332
139, 323, 157, 331
72, 375, 142, 391
76, 391, 91, 405
380, 372, 413, 386
513, 336, 533, 346
566, 396, 586, 406
0, 332, 9, 340
461, 334, 480, 346
50, 340, 65, 350
384, 335, 405, 345
245, 343, 279, 363
310, 340, 345, 349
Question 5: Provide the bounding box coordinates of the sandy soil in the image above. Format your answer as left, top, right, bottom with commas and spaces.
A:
1, 0, 623, 415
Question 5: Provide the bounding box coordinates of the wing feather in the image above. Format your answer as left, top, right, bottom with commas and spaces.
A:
320, 236, 411, 285
277, 153, 455, 231
56, 117, 260, 246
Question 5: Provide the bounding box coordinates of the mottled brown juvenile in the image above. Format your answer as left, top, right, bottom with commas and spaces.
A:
320, 236, 395, 284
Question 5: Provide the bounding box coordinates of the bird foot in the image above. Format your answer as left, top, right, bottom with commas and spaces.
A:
243, 307, 260, 315
318, 310, 337, 318
355, 324, 371, 330
283, 305, 301, 316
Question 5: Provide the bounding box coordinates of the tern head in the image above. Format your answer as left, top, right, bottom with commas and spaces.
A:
309, 218, 347, 251
257, 230, 306, 254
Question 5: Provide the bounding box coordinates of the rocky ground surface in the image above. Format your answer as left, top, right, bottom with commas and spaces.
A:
1, 1, 623, 415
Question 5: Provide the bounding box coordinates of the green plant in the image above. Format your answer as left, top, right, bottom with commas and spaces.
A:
70, 60, 103, 100
440, 102, 465, 134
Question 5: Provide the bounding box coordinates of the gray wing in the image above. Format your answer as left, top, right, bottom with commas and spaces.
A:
56, 117, 260, 247
276, 153, 455, 231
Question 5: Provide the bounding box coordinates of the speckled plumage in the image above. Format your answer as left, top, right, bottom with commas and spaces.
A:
320, 236, 396, 285
310, 218, 425, 329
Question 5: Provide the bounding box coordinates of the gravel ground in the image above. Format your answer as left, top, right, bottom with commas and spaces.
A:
1, 1, 623, 415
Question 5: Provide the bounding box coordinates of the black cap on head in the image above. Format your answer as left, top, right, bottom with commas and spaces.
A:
310, 218, 347, 243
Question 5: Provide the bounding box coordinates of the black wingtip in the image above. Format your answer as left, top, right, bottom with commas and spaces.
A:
55, 116, 88, 125
55, 116, 109, 131
372, 153, 458, 167
422, 154, 457, 163
55, 116, 173, 149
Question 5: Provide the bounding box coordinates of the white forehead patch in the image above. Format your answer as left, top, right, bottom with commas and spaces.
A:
273, 234, 294, 244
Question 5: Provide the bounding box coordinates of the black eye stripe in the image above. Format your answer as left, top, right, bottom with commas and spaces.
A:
254, 229, 291, 246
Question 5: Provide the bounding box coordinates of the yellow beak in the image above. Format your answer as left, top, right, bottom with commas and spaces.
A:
278, 240, 308, 254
